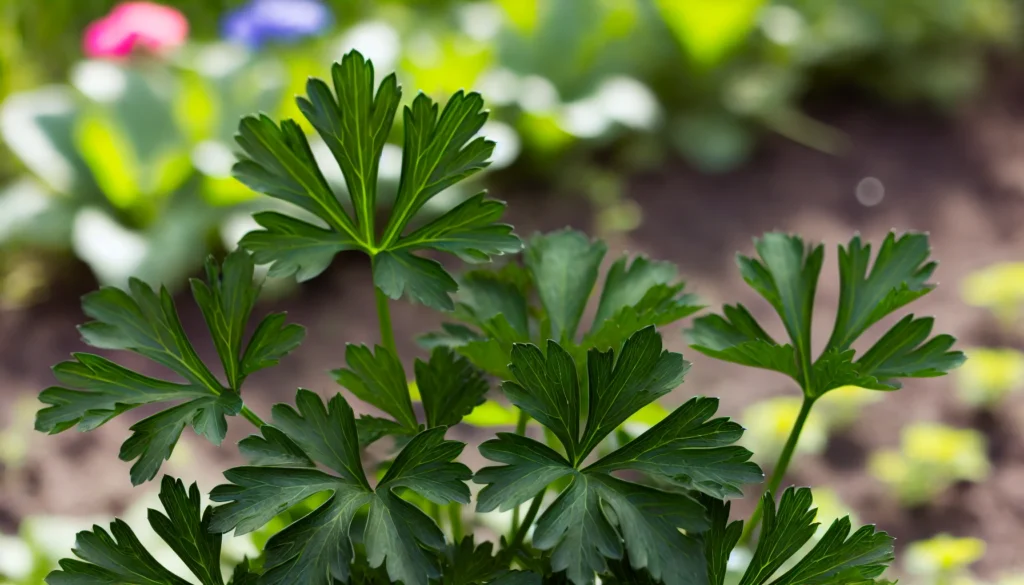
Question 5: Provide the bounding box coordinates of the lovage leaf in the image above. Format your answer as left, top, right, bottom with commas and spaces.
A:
46, 476, 243, 585
210, 390, 471, 585
703, 487, 894, 585
474, 327, 761, 585
424, 229, 702, 378
36, 249, 304, 485
688, 232, 963, 399
236, 50, 520, 310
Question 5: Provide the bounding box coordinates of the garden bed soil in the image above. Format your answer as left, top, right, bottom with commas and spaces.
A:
3, 87, 1024, 577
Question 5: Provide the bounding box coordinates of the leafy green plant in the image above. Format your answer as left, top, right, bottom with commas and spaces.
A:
34, 51, 967, 585
686, 232, 965, 539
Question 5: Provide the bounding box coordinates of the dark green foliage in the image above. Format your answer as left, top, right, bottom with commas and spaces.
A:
234, 51, 520, 310
35, 249, 304, 484
688, 232, 964, 398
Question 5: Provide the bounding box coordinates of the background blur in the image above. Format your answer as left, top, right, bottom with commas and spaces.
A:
2, 1, 1024, 583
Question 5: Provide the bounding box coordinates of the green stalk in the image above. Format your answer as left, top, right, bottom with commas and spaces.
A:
740, 395, 815, 545
504, 490, 545, 561
448, 504, 464, 542
240, 405, 266, 428
373, 286, 399, 358
509, 411, 531, 536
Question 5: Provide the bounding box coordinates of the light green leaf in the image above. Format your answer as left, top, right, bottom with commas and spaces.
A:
239, 211, 356, 282
373, 250, 459, 311
524, 229, 607, 343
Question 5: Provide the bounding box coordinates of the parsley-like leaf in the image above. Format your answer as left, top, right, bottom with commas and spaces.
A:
36, 249, 304, 484
474, 327, 761, 585
332, 344, 490, 445
210, 389, 471, 585
688, 232, 964, 398
703, 487, 894, 585
46, 476, 245, 585
424, 229, 703, 378
235, 50, 520, 310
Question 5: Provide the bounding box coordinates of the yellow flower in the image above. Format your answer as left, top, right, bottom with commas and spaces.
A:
905, 534, 986, 575
741, 396, 828, 462
961, 262, 1024, 323
956, 347, 1024, 407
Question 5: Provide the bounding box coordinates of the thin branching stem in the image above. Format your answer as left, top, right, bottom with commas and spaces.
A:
740, 395, 816, 545
240, 405, 266, 429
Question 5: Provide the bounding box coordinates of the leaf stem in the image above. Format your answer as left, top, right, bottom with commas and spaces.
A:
374, 283, 399, 358
510, 411, 531, 534
505, 490, 545, 560
240, 405, 266, 428
740, 395, 815, 545
448, 503, 463, 542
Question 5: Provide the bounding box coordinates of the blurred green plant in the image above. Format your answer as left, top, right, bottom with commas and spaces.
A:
961, 262, 1024, 327
955, 347, 1024, 408
904, 534, 986, 585
869, 422, 990, 506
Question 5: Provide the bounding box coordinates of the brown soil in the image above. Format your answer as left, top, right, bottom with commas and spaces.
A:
3, 86, 1024, 576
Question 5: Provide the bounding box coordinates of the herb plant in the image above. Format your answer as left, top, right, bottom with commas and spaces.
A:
35, 51, 964, 585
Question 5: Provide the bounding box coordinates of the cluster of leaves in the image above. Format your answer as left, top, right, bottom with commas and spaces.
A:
687, 232, 965, 402
35, 51, 963, 585
421, 228, 703, 378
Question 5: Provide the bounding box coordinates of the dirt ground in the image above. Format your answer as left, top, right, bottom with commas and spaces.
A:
2, 82, 1024, 577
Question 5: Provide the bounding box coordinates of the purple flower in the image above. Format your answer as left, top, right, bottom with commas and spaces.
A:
221, 0, 333, 48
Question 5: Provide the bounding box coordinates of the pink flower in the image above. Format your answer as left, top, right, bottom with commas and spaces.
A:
83, 2, 189, 59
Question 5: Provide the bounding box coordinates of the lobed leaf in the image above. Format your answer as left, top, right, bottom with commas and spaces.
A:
46, 476, 243, 585
688, 232, 964, 399
210, 390, 471, 585
475, 328, 761, 585
36, 250, 304, 484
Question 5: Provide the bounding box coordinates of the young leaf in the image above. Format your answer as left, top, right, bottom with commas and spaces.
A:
36, 249, 304, 484
703, 487, 894, 585
46, 476, 244, 585
688, 232, 964, 399
424, 229, 702, 379
474, 327, 762, 585
210, 390, 471, 585
235, 50, 520, 310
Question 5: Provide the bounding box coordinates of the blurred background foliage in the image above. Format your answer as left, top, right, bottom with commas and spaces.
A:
0, 0, 1021, 300
2, 2, 1024, 584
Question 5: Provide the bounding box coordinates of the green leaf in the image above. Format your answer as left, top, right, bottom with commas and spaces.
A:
705, 488, 894, 585
423, 230, 701, 379
737, 233, 823, 388
416, 347, 490, 428
297, 50, 400, 245
688, 232, 963, 399
438, 536, 541, 585
333, 344, 418, 431
236, 50, 520, 311
524, 229, 607, 343
701, 498, 742, 585
374, 250, 459, 311
828, 233, 936, 351
240, 211, 356, 282
211, 390, 471, 585
36, 250, 304, 484
475, 328, 761, 585
46, 476, 236, 585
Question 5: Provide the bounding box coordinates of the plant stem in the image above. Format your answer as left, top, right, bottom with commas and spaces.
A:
505, 490, 545, 560
740, 395, 815, 545
448, 504, 463, 543
510, 411, 531, 535
374, 284, 399, 357
240, 405, 266, 429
